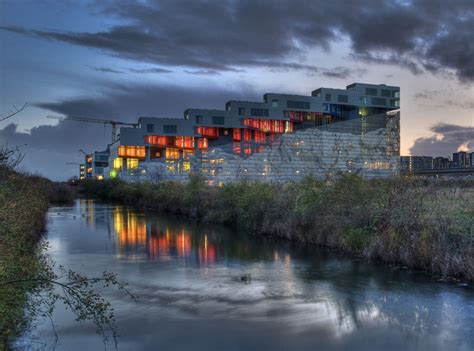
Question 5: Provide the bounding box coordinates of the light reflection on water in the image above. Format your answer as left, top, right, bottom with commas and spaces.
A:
21, 200, 474, 351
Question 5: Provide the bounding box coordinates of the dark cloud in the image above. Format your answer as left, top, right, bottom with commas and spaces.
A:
413, 90, 441, 100
2, 0, 473, 81
409, 123, 474, 157
128, 67, 172, 74
413, 90, 474, 109
89, 66, 123, 74
184, 69, 221, 75
319, 67, 366, 80
1, 83, 259, 180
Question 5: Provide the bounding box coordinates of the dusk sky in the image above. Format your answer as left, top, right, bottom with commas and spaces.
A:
1, 0, 473, 180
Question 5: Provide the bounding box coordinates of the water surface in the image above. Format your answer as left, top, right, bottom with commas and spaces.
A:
22, 200, 474, 350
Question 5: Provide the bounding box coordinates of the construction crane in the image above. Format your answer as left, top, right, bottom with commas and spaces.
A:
47, 115, 138, 143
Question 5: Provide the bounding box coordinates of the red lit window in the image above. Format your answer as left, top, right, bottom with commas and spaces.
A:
244, 146, 252, 155
233, 142, 241, 155
254, 131, 266, 144
195, 127, 219, 139
233, 128, 241, 141
243, 129, 252, 142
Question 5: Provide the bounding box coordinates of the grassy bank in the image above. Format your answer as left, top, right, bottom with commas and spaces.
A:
0, 167, 73, 348
80, 175, 474, 281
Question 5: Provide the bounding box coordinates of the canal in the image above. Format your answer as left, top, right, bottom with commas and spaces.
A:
22, 200, 474, 350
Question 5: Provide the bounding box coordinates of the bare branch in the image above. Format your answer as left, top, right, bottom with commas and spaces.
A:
0, 102, 29, 122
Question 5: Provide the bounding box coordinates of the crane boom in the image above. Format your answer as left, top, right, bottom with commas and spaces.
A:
47, 115, 138, 142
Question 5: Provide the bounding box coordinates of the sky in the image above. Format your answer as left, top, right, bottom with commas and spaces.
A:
0, 0, 473, 180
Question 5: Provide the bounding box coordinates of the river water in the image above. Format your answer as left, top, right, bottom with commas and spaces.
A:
20, 200, 474, 350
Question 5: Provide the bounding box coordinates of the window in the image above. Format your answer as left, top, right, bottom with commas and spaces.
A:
287, 100, 310, 109
325, 93, 331, 102
146, 124, 154, 133
113, 158, 123, 169
250, 108, 269, 117
390, 99, 400, 107
238, 107, 246, 116
118, 146, 146, 158
371, 97, 386, 106
165, 148, 180, 160
212, 116, 225, 125
360, 97, 368, 105
393, 91, 400, 98
381, 89, 392, 97
337, 95, 348, 103
366, 88, 378, 96
163, 124, 177, 134
323, 103, 330, 111
272, 99, 279, 108
126, 158, 139, 170
195, 115, 203, 124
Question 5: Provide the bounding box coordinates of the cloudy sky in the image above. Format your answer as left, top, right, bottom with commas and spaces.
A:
1, 0, 473, 180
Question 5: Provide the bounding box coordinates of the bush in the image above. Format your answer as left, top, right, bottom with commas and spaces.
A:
78, 175, 474, 281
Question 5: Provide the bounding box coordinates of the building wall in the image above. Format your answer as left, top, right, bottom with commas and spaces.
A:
135, 111, 400, 183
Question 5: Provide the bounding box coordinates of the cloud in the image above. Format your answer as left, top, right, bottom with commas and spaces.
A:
1, 82, 259, 180
128, 67, 172, 74
409, 123, 474, 157
2, 0, 473, 81
184, 69, 221, 75
89, 66, 123, 74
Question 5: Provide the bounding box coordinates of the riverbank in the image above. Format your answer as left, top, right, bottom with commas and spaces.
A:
0, 167, 73, 348
79, 175, 474, 281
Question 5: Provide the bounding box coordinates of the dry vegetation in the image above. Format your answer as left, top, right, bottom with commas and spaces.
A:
80, 175, 474, 281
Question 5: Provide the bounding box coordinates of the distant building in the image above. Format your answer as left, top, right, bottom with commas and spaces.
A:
470, 152, 474, 167
79, 164, 85, 180
433, 157, 450, 169
85, 150, 109, 180
453, 151, 469, 168
400, 156, 433, 173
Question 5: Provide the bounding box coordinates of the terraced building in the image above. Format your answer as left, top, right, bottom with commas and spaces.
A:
105, 82, 400, 183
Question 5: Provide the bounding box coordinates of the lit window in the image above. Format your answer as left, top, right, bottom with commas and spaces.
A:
272, 99, 279, 108
182, 162, 191, 173
126, 158, 139, 169
118, 146, 146, 159
165, 148, 180, 160
113, 157, 123, 169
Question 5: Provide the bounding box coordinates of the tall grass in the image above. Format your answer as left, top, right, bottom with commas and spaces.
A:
79, 175, 474, 281
0, 167, 74, 348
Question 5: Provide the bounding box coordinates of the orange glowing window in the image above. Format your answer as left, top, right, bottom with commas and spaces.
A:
244, 146, 252, 155
233, 128, 241, 141
165, 148, 180, 160
197, 138, 208, 149
145, 135, 168, 146
175, 136, 194, 149
118, 146, 146, 159
183, 149, 195, 160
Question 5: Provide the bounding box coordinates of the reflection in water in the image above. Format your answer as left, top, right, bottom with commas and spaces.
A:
29, 200, 474, 351
111, 206, 217, 264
